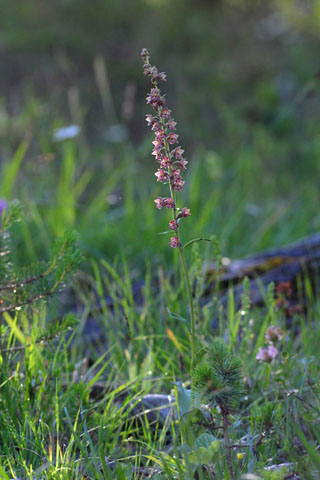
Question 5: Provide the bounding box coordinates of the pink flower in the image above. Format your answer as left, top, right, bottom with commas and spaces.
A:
169, 237, 181, 248
178, 207, 191, 218
150, 66, 158, 76
141, 48, 149, 61
256, 345, 279, 363
152, 149, 163, 161
152, 70, 167, 82
169, 220, 178, 230
167, 132, 179, 144
146, 88, 160, 105
152, 139, 164, 150
164, 198, 175, 208
265, 326, 284, 343
160, 107, 171, 119
173, 179, 185, 191
146, 88, 166, 108
171, 168, 181, 180
160, 156, 171, 168
155, 129, 166, 140
175, 158, 188, 170
155, 169, 167, 182
167, 119, 177, 130
143, 64, 152, 76
171, 146, 184, 159
154, 197, 165, 209
142, 50, 190, 251
146, 114, 156, 126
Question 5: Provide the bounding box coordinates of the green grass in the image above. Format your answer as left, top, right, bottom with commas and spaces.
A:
0, 228, 320, 478
0, 101, 319, 477
0, 4, 320, 474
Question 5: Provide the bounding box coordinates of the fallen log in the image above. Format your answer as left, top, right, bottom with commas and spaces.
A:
205, 231, 320, 319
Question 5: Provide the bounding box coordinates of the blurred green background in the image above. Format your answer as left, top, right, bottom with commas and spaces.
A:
1, 0, 320, 269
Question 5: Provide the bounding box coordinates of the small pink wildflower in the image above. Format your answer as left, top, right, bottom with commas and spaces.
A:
160, 107, 171, 119
152, 149, 163, 161
167, 119, 177, 130
146, 114, 155, 126
178, 207, 191, 218
171, 168, 181, 181
169, 237, 181, 248
143, 63, 152, 76
173, 179, 185, 191
171, 146, 184, 159
152, 139, 164, 150
160, 156, 171, 168
175, 158, 188, 170
265, 326, 284, 343
146, 88, 161, 107
256, 345, 279, 363
141, 48, 149, 61
166, 132, 179, 144
142, 49, 191, 248
164, 198, 175, 208
155, 169, 167, 182
154, 197, 165, 209
169, 220, 178, 230
157, 72, 167, 81
155, 129, 166, 140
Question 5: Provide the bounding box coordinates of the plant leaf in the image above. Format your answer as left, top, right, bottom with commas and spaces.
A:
183, 237, 211, 249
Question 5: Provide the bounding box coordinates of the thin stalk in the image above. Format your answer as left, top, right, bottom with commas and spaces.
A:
178, 246, 195, 373
221, 407, 234, 480
143, 54, 196, 375
161, 117, 195, 374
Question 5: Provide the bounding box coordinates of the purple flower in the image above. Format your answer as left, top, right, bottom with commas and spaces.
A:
160, 107, 171, 119
175, 158, 188, 170
173, 179, 185, 191
171, 146, 184, 159
143, 64, 152, 76
141, 49, 191, 249
154, 197, 165, 209
160, 156, 171, 168
166, 132, 179, 145
146, 114, 156, 126
141, 48, 150, 61
155, 169, 167, 182
167, 119, 177, 130
164, 198, 175, 208
178, 207, 191, 218
155, 129, 166, 140
265, 326, 284, 343
169, 220, 178, 230
256, 345, 279, 363
152, 71, 167, 83
146, 88, 161, 108
152, 149, 163, 161
171, 168, 181, 180
169, 237, 181, 248
152, 139, 164, 150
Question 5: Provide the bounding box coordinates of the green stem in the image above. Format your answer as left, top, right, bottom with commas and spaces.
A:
153, 76, 196, 374
178, 245, 195, 373
222, 407, 234, 480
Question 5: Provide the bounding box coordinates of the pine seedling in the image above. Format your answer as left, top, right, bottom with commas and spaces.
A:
192, 340, 243, 479
0, 200, 81, 350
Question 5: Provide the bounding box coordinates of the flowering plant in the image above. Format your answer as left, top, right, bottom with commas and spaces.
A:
141, 48, 205, 370
256, 325, 285, 363
141, 48, 191, 250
